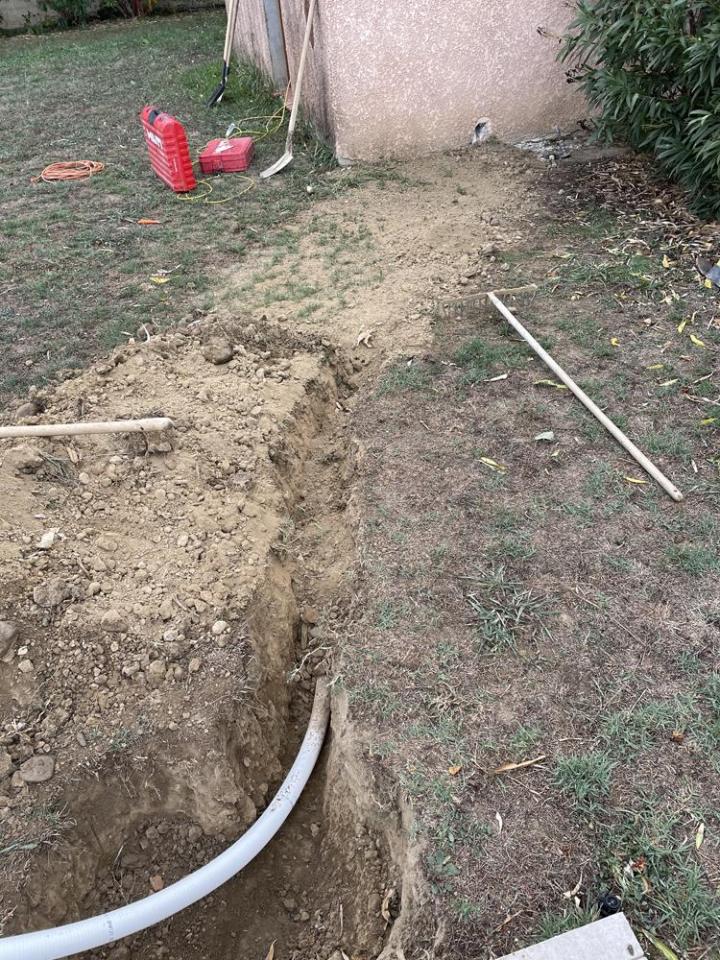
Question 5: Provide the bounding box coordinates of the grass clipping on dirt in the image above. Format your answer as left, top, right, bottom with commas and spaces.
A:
344, 160, 720, 958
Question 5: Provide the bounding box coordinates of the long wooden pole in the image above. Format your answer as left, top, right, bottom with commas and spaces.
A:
0, 417, 173, 440
487, 293, 684, 502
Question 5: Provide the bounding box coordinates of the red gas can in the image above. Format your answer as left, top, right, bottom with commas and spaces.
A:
199, 137, 255, 174
139, 107, 197, 193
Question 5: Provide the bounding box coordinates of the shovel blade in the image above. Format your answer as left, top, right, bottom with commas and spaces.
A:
207, 81, 226, 108
260, 150, 294, 180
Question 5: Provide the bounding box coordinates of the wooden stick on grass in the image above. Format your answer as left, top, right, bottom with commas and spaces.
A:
0, 417, 173, 440
487, 292, 684, 502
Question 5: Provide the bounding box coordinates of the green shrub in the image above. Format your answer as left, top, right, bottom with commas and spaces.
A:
560, 1, 720, 218
39, 0, 90, 26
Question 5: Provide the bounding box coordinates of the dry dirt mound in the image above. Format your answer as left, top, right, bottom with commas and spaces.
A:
0, 319, 394, 958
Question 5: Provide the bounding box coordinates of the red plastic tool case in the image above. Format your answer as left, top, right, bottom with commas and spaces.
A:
140, 106, 197, 193
199, 137, 254, 174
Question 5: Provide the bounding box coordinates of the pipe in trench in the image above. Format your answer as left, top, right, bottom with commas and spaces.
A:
0, 682, 330, 960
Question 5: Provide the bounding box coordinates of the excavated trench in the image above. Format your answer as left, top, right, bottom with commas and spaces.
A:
0, 327, 414, 960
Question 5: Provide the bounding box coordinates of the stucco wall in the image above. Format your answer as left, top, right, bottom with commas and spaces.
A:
234, 0, 584, 161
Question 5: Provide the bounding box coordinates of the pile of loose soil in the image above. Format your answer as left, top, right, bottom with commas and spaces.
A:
0, 316, 397, 958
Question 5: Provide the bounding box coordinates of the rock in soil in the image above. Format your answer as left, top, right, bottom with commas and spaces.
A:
0, 620, 18, 656
33, 577, 72, 608
202, 338, 234, 365
19, 755, 55, 784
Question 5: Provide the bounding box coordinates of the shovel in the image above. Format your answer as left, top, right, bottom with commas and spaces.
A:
260, 0, 317, 179
207, 0, 240, 107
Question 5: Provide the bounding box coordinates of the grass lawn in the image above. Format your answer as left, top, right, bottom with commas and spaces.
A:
348, 163, 720, 958
0, 11, 336, 399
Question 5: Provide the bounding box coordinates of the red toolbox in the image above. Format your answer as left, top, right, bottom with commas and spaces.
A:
139, 106, 197, 193
199, 137, 255, 174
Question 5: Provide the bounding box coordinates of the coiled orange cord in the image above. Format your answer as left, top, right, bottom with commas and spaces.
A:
34, 161, 105, 183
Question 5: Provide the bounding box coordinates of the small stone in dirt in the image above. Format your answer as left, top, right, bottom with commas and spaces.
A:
19, 754, 55, 783
218, 511, 238, 533
96, 534, 118, 552
15, 400, 42, 419
0, 750, 14, 780
188, 657, 202, 674
18, 658, 34, 674
33, 577, 72, 608
146, 659, 167, 688
202, 338, 234, 365
301, 607, 319, 625
211, 620, 228, 636
159, 599, 174, 621
282, 897, 296, 912
7, 444, 44, 474
149, 874, 164, 892
187, 825, 203, 843
0, 621, 18, 657
310, 822, 321, 838
101, 609, 127, 633
176, 533, 189, 548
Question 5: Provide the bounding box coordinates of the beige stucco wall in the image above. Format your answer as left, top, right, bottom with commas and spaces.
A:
235, 0, 585, 161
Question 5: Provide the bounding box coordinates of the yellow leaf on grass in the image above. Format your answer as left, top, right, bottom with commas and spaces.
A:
662, 254, 673, 268
690, 333, 706, 347
659, 379, 678, 387
534, 379, 568, 390
610, 337, 620, 347
646, 363, 664, 370
150, 275, 170, 285
701, 417, 717, 426
642, 929, 680, 960
479, 457, 506, 472
696, 822, 706, 849
624, 476, 648, 485
447, 765, 462, 776
677, 317, 689, 333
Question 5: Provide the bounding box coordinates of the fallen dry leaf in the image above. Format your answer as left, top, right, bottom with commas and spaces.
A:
381, 887, 396, 924
478, 456, 506, 472
610, 337, 620, 347
696, 822, 706, 849
624, 476, 648, 485
137, 218, 161, 225
534, 430, 555, 442
534, 378, 568, 390
563, 874, 583, 900
690, 333, 706, 348
150, 275, 170, 285
447, 764, 462, 776
356, 329, 373, 347
642, 930, 680, 960
492, 754, 546, 775
495, 810, 503, 834
264, 941, 276, 960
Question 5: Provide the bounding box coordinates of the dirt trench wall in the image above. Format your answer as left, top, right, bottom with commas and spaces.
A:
0, 323, 417, 958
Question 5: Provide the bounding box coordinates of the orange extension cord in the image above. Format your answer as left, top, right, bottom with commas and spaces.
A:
35, 160, 105, 182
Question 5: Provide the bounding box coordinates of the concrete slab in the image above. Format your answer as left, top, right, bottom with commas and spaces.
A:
498, 914, 645, 960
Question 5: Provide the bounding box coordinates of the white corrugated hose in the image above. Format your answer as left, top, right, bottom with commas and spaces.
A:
0, 682, 330, 960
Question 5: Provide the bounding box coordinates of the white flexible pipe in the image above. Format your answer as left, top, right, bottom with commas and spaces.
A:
0, 682, 330, 960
